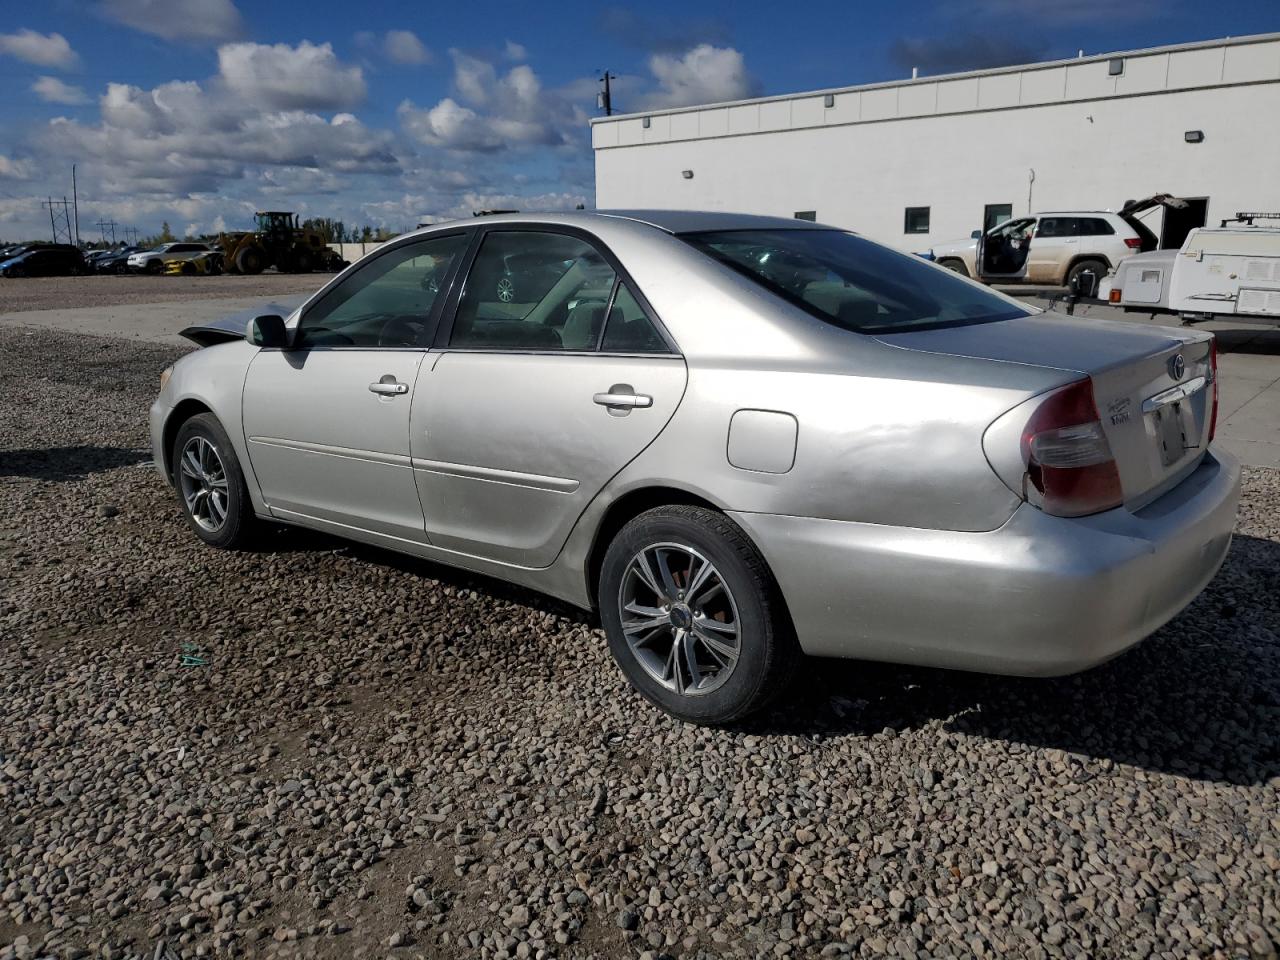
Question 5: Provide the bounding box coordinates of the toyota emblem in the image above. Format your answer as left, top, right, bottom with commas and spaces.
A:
1169, 354, 1186, 380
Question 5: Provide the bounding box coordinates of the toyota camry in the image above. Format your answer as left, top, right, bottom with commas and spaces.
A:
151, 211, 1240, 724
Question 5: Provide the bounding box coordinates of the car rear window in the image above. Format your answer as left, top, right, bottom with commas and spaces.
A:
682, 229, 1031, 333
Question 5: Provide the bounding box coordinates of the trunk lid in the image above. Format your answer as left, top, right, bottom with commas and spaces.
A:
876, 311, 1215, 508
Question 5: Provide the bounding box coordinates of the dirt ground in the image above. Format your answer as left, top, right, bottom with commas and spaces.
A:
0, 273, 327, 314
2, 325, 1279, 959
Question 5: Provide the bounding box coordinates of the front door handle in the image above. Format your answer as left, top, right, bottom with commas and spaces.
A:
369, 377, 408, 396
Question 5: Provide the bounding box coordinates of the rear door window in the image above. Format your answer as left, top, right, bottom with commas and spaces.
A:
1036, 218, 1078, 238
450, 231, 618, 352
601, 283, 668, 353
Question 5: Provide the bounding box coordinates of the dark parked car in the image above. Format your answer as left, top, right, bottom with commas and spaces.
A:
0, 244, 86, 278
93, 247, 142, 275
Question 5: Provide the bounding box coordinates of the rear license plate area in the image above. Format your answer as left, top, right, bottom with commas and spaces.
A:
1152, 401, 1188, 467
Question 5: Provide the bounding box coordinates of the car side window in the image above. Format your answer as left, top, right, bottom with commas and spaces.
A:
1077, 218, 1115, 236
450, 231, 618, 352
601, 282, 669, 353
297, 233, 467, 349
1037, 218, 1077, 238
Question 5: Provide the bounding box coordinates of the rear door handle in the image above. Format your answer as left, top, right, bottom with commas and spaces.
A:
369, 378, 408, 395
593, 388, 652, 409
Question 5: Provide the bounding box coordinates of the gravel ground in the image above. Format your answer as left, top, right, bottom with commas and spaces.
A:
1, 325, 1278, 960
0, 274, 325, 315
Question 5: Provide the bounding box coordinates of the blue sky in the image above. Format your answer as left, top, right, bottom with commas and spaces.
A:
0, 0, 1275, 242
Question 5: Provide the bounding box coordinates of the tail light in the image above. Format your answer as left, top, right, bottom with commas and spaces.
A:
1123, 237, 1143, 249
1108, 288, 1122, 303
1021, 378, 1124, 517
1208, 337, 1219, 443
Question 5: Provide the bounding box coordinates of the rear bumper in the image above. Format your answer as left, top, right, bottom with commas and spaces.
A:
729, 449, 1241, 676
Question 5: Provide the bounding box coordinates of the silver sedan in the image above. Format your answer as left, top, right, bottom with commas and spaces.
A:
151, 211, 1241, 724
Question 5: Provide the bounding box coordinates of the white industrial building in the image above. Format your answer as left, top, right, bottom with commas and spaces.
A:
591, 33, 1280, 253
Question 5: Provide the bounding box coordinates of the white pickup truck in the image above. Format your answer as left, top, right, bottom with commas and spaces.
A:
1102, 214, 1280, 326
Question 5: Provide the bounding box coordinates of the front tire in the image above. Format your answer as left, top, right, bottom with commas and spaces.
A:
598, 506, 799, 725
172, 413, 258, 549
938, 258, 969, 277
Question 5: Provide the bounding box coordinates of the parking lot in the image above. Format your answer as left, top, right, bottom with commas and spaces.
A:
1, 286, 1278, 959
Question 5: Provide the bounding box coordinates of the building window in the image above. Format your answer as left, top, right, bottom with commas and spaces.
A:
823, 94, 835, 108
642, 116, 651, 129
794, 210, 817, 222
904, 207, 930, 234
1108, 58, 1124, 76
983, 203, 1013, 232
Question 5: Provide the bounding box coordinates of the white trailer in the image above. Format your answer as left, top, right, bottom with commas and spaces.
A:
1103, 214, 1280, 325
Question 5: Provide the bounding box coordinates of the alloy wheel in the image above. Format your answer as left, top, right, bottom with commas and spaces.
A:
618, 542, 741, 696
178, 436, 230, 532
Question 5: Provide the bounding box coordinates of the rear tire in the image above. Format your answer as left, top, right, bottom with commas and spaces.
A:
598, 505, 799, 725
1066, 258, 1107, 298
172, 413, 258, 549
938, 258, 969, 277
146, 260, 163, 275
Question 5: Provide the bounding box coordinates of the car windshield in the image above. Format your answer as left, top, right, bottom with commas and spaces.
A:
683, 229, 1032, 333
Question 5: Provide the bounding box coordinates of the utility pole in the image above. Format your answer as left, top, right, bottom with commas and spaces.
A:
598, 71, 617, 116
71, 164, 81, 247
96, 218, 117, 246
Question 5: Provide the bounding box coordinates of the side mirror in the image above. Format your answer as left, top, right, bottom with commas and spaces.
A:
247, 314, 289, 348
971, 229, 983, 239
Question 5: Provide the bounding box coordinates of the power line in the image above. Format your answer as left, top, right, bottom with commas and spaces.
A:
41, 197, 73, 245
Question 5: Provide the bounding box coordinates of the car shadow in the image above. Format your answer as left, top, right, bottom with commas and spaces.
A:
265, 523, 1277, 786
742, 533, 1280, 786
0, 445, 153, 482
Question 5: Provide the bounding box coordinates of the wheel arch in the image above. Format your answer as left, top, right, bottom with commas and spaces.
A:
161, 398, 213, 480
1065, 253, 1112, 276
584, 486, 723, 609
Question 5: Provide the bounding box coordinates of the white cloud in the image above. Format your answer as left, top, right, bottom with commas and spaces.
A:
32, 76, 90, 106
398, 50, 587, 153
0, 156, 35, 179
451, 50, 497, 105
503, 40, 527, 62
385, 29, 431, 65
217, 41, 366, 110
0, 29, 79, 69
642, 44, 756, 109
398, 98, 497, 152
40, 76, 397, 200
100, 0, 245, 43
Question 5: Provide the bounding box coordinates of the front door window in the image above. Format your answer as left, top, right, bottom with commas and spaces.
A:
297, 233, 467, 348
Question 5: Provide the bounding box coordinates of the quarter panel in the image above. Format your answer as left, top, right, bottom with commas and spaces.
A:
618, 361, 1036, 533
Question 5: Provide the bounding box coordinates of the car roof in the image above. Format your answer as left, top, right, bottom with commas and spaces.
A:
418, 209, 843, 236
1034, 211, 1124, 217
